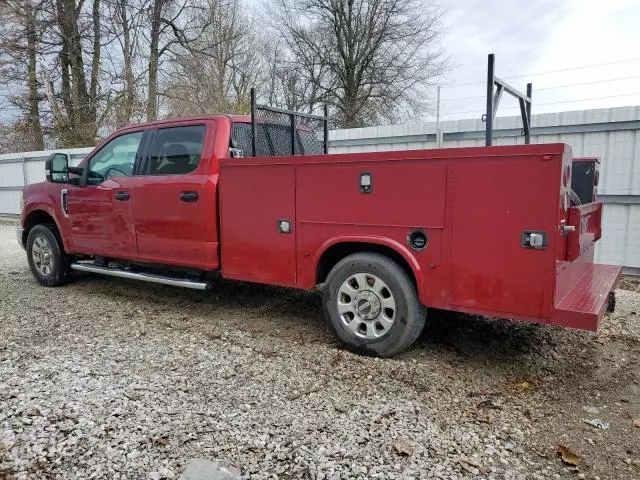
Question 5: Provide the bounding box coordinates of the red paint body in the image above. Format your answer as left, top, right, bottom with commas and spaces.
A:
21, 115, 621, 330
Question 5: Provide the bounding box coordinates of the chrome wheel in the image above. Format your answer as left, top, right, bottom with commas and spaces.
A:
337, 273, 396, 339
31, 234, 55, 276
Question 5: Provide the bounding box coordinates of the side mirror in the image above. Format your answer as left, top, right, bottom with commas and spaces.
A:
45, 153, 69, 183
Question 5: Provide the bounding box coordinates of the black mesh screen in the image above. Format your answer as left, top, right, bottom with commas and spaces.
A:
230, 105, 326, 157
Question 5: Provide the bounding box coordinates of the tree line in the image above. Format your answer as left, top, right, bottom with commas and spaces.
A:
0, 0, 448, 152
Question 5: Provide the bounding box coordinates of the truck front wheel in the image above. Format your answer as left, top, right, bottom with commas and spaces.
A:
26, 224, 72, 287
322, 253, 427, 357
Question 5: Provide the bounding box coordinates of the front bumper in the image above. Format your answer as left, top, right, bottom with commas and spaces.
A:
16, 227, 24, 250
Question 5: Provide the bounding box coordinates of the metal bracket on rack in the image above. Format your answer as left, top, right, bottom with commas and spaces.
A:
484, 54, 533, 146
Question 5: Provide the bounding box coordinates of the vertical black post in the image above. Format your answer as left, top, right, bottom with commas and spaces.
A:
250, 88, 257, 157
290, 113, 296, 156
323, 104, 329, 154
526, 83, 533, 145
485, 53, 495, 146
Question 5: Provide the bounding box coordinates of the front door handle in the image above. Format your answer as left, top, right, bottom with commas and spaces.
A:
180, 191, 199, 202
115, 191, 130, 201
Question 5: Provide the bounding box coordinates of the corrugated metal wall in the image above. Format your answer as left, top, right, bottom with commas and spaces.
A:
329, 106, 640, 274
0, 148, 91, 216
1, 106, 638, 273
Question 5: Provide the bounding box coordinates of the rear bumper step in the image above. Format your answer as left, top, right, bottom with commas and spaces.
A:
552, 264, 621, 330
71, 263, 211, 290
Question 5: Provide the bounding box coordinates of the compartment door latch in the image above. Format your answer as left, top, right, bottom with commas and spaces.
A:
521, 231, 548, 249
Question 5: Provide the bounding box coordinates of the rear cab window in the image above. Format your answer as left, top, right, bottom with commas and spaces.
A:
231, 122, 323, 157
149, 125, 206, 175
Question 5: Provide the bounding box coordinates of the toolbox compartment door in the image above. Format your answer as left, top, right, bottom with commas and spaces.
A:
219, 164, 297, 287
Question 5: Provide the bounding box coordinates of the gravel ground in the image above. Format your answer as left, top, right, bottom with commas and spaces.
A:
0, 224, 638, 480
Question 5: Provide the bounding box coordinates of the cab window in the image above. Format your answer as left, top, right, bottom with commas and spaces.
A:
87, 131, 143, 185
149, 125, 206, 175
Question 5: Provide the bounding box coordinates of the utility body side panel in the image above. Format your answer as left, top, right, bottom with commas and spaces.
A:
296, 161, 446, 305
219, 143, 577, 324
446, 153, 561, 320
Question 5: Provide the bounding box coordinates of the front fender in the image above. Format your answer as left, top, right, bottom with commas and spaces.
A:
22, 183, 71, 249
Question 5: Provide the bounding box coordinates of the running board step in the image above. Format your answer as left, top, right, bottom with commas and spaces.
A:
71, 263, 210, 290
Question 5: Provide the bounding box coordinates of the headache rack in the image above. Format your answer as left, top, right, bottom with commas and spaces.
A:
243, 54, 529, 156
247, 88, 329, 157
484, 53, 533, 146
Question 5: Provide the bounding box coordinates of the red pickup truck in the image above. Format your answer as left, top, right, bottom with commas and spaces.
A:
18, 106, 621, 356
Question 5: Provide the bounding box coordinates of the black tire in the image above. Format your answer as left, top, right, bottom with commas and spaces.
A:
26, 224, 72, 287
322, 253, 427, 357
607, 291, 616, 313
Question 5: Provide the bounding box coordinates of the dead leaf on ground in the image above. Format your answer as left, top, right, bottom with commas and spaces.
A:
515, 381, 536, 392
633, 419, 640, 428
556, 444, 581, 466
151, 435, 170, 446
392, 438, 414, 456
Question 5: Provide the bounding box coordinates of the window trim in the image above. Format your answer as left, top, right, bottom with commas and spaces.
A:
80, 129, 146, 186
141, 124, 208, 176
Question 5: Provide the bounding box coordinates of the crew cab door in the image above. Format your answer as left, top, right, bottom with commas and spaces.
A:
66, 130, 146, 259
131, 124, 220, 270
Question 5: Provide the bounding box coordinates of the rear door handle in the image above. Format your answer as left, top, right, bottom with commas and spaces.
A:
180, 191, 199, 202
115, 191, 130, 201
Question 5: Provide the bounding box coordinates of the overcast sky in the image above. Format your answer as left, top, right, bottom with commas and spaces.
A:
2, 0, 639, 124
438, 0, 640, 119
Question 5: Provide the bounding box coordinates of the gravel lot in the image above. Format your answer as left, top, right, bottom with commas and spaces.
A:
1, 223, 639, 480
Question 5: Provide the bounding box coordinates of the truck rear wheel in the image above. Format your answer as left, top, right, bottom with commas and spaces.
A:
26, 224, 72, 287
322, 253, 426, 357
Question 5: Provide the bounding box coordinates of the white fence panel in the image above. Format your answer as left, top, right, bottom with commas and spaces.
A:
0, 147, 92, 217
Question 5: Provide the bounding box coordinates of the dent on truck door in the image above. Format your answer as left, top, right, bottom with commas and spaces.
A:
132, 124, 219, 270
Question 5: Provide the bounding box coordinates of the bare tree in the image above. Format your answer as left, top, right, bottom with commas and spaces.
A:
0, 0, 445, 151
164, 0, 260, 116
103, 0, 147, 127
0, 122, 42, 153
39, 0, 103, 146
146, 0, 165, 121
114, 0, 137, 124
273, 0, 449, 128
262, 36, 329, 114
0, 0, 45, 149
145, 0, 211, 121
